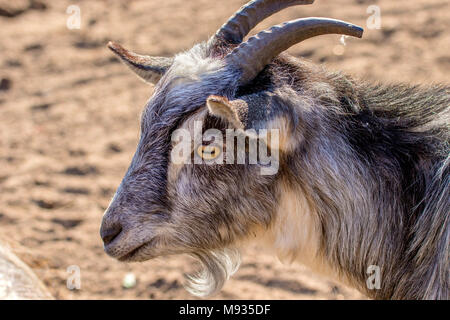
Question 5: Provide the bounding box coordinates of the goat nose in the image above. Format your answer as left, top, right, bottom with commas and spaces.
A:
100, 223, 122, 245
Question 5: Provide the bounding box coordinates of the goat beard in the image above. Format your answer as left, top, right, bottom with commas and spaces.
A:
185, 247, 241, 297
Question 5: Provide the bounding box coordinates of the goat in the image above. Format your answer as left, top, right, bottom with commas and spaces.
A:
100, 0, 449, 299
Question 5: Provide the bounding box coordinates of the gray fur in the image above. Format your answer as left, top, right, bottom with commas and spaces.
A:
100, 8, 449, 300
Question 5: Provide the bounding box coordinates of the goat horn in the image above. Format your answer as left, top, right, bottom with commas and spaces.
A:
226, 17, 363, 85
107, 41, 173, 84
212, 0, 315, 45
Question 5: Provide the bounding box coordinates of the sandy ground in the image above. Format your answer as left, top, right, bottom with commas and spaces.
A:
0, 0, 448, 300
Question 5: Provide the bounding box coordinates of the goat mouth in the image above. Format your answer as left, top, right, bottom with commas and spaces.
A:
118, 240, 155, 262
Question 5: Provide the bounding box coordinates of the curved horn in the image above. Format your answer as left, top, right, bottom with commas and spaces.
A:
226, 18, 364, 85
107, 41, 173, 84
212, 0, 314, 45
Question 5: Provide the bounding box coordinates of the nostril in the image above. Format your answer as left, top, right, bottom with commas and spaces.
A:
101, 224, 122, 245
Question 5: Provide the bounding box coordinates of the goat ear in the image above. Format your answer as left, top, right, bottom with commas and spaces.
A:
107, 41, 173, 84
207, 94, 297, 152
206, 95, 247, 129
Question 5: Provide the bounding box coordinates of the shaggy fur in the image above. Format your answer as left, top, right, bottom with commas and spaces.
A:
101, 31, 449, 300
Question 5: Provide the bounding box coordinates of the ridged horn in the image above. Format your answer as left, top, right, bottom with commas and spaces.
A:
213, 0, 315, 45
107, 41, 173, 84
226, 17, 364, 85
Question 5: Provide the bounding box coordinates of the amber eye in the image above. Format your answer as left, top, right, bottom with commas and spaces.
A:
196, 145, 221, 160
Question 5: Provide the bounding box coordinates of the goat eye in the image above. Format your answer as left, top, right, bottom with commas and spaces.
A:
196, 145, 221, 160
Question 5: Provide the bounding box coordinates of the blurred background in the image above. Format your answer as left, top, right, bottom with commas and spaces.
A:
0, 0, 448, 299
